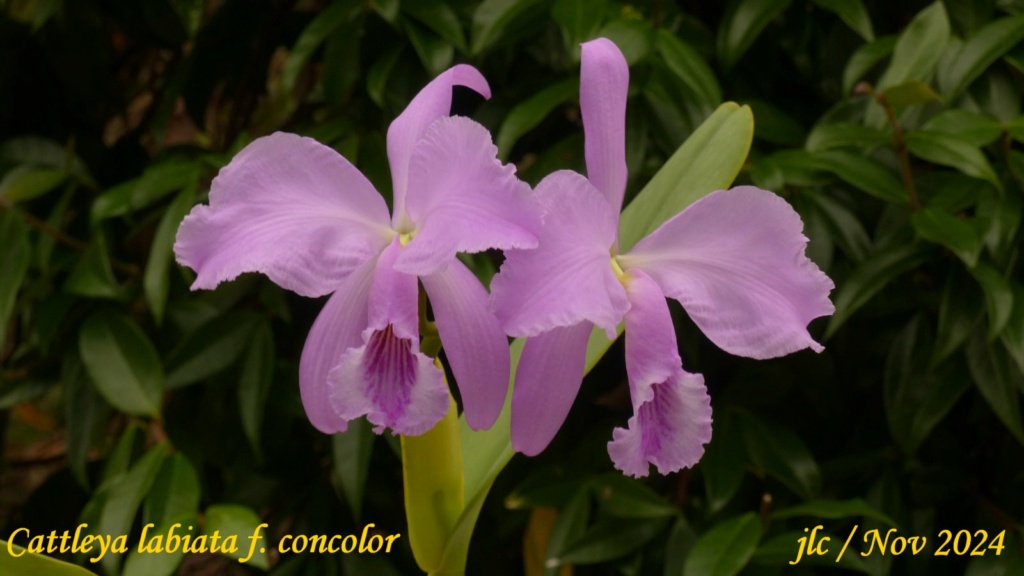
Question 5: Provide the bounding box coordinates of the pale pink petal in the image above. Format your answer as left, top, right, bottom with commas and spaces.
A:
511, 322, 593, 456
581, 38, 629, 213
395, 116, 539, 276
329, 239, 448, 435
607, 270, 712, 477
489, 170, 629, 338
298, 255, 378, 433
421, 260, 509, 431
387, 65, 490, 229
620, 186, 835, 360
175, 132, 393, 297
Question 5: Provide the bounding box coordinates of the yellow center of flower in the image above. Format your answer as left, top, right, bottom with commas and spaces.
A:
610, 255, 628, 282
399, 232, 415, 246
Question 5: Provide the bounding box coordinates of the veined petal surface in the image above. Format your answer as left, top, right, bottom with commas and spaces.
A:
298, 255, 377, 433
174, 132, 393, 297
621, 186, 835, 360
421, 260, 509, 431
395, 116, 539, 276
511, 322, 593, 456
387, 65, 490, 228
607, 270, 712, 477
490, 170, 628, 338
581, 38, 629, 213
329, 240, 448, 435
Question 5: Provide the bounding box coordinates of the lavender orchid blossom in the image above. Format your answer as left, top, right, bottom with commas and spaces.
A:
489, 39, 835, 477
175, 65, 538, 437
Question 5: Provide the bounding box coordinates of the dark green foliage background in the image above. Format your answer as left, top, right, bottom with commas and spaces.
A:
2, 0, 1023, 574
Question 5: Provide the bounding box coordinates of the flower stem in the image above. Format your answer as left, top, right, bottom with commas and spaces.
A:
868, 87, 920, 211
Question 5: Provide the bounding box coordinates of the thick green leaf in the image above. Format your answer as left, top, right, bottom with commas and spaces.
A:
826, 243, 929, 337
814, 150, 907, 203
122, 513, 198, 576
774, 498, 896, 525
619, 103, 753, 250
239, 320, 274, 461
79, 311, 164, 417
597, 19, 654, 66
683, 513, 762, 576
404, 0, 468, 53
971, 263, 1014, 338
406, 19, 454, 76
281, 0, 359, 93
370, 0, 399, 24
805, 122, 890, 153
1000, 283, 1024, 375
700, 413, 747, 514
367, 46, 403, 108
910, 207, 983, 267
144, 454, 200, 528
843, 35, 897, 94
402, 396, 463, 573
332, 417, 375, 522
876, 2, 950, 90
812, 0, 874, 41
922, 109, 1003, 146
165, 311, 259, 388
64, 236, 122, 300
471, 0, 546, 55
96, 442, 169, 573
0, 165, 66, 202
1, 540, 96, 576
938, 14, 1024, 100
555, 518, 669, 565
552, 0, 607, 48
0, 136, 92, 185
752, 530, 874, 573
203, 505, 269, 569
544, 489, 590, 574
905, 130, 1001, 192
804, 192, 872, 262
933, 268, 984, 365
882, 80, 940, 108
736, 412, 821, 500
64, 352, 108, 488
656, 30, 721, 111
0, 210, 29, 351
885, 317, 971, 453
1009, 115, 1024, 143
90, 160, 201, 223
966, 329, 1024, 445
717, 0, 793, 70
747, 99, 806, 146
144, 181, 195, 324
589, 474, 678, 519
495, 79, 579, 160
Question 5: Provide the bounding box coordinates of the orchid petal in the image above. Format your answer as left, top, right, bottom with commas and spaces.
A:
581, 38, 629, 213
621, 186, 835, 359
174, 132, 393, 297
387, 65, 491, 229
607, 270, 712, 477
490, 170, 629, 338
395, 116, 539, 276
329, 239, 448, 435
511, 322, 593, 456
421, 260, 510, 431
298, 255, 377, 433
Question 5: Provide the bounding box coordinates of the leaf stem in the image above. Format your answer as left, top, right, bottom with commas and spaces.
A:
869, 87, 920, 210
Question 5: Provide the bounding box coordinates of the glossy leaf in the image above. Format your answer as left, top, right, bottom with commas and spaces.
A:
406, 20, 454, 76
910, 207, 983, 267
204, 504, 269, 569
683, 513, 762, 576
656, 30, 721, 111
938, 14, 1024, 100
333, 417, 375, 522
700, 413, 747, 514
78, 311, 164, 418
774, 498, 896, 525
827, 243, 930, 337
554, 517, 669, 566
552, 0, 607, 48
544, 489, 590, 574
971, 263, 1014, 338
471, 0, 546, 55
1, 540, 96, 576
90, 160, 201, 223
966, 329, 1024, 445
165, 311, 259, 388
0, 165, 66, 202
805, 122, 890, 153
876, 2, 950, 90
1000, 283, 1024, 375
495, 79, 579, 160
64, 237, 122, 300
905, 130, 1001, 192
404, 0, 468, 53
812, 0, 874, 41
843, 35, 897, 94
281, 0, 358, 94
145, 181, 195, 324
814, 150, 907, 203
64, 352, 108, 488
922, 109, 1003, 146
589, 474, 678, 519
882, 80, 940, 108
736, 412, 821, 500
239, 319, 274, 461
619, 103, 754, 250
717, 0, 793, 70
96, 442, 169, 573
933, 268, 984, 365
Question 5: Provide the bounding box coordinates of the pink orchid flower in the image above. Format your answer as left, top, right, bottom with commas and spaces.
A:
175, 66, 538, 437
489, 39, 835, 477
